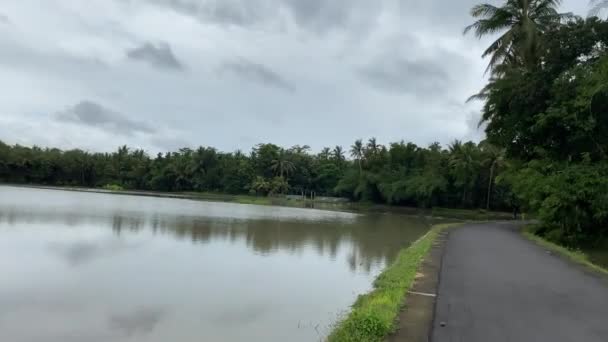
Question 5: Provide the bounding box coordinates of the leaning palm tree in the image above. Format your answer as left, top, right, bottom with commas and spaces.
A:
480, 142, 506, 210
464, 0, 568, 73
589, 0, 608, 17
350, 139, 364, 175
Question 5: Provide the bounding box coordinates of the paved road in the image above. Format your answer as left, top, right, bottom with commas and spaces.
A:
432, 222, 608, 342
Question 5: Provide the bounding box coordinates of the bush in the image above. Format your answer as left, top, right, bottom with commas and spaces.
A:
102, 184, 125, 191
508, 160, 608, 245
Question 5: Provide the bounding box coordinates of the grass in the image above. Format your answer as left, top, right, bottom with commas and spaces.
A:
522, 225, 608, 276
102, 184, 125, 191
430, 207, 514, 221
327, 223, 460, 342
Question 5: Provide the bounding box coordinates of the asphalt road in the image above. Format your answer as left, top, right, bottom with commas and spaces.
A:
432, 222, 608, 342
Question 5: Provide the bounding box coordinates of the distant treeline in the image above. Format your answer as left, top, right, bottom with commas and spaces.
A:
0, 139, 514, 211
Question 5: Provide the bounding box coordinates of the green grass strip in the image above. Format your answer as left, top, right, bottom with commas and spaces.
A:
522, 225, 608, 276
327, 223, 460, 342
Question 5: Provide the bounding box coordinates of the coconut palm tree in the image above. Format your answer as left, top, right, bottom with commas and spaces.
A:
449, 141, 480, 206
319, 147, 331, 160
270, 153, 295, 178
332, 146, 345, 162
480, 143, 506, 210
590, 0, 608, 18
367, 138, 379, 155
464, 0, 568, 73
350, 139, 364, 175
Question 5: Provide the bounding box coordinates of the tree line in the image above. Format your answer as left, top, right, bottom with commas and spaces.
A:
0, 139, 515, 211
465, 0, 608, 244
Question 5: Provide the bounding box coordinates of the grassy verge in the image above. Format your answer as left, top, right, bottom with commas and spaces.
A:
430, 207, 514, 221
327, 223, 460, 342
522, 225, 608, 276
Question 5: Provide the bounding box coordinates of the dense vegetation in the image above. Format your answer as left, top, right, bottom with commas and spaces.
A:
466, 0, 608, 245
0, 139, 514, 211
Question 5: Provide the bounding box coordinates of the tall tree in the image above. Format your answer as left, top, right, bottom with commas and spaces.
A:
350, 140, 364, 175
464, 0, 567, 73
332, 146, 345, 162
480, 143, 506, 210
449, 141, 480, 206
270, 152, 295, 178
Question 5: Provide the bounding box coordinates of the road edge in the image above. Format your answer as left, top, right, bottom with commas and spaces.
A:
386, 225, 455, 342
521, 225, 608, 279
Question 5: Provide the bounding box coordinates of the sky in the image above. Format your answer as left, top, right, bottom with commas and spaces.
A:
0, 0, 591, 154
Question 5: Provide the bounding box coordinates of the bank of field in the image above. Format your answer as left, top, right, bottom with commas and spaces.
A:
522, 225, 608, 276
327, 223, 458, 342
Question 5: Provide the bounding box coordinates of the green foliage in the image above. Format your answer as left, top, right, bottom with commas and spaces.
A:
506, 161, 608, 244
0, 137, 513, 211
464, 0, 568, 73
327, 224, 460, 342
469, 7, 608, 243
102, 184, 124, 191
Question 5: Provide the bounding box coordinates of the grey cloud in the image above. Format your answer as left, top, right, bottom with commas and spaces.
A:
108, 307, 165, 337
146, 0, 272, 27
56, 101, 155, 136
220, 59, 295, 92
0, 13, 9, 24
150, 136, 192, 151
126, 42, 183, 70
142, 0, 380, 34
359, 55, 450, 95
280, 0, 381, 34
464, 111, 486, 142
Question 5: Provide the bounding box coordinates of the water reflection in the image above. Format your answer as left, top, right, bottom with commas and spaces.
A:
48, 239, 141, 267
0, 207, 430, 273
0, 186, 432, 342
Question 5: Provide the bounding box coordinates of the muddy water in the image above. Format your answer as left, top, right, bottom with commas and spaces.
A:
0, 186, 432, 342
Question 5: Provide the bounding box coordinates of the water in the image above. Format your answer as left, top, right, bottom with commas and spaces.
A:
0, 186, 432, 342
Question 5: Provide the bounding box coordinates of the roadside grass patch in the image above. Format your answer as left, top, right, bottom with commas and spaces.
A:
522, 225, 608, 276
102, 184, 125, 191
327, 223, 459, 342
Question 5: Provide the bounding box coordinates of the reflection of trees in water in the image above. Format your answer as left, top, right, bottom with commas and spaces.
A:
0, 209, 432, 273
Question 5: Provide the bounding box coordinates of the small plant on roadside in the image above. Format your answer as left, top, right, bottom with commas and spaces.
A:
102, 184, 125, 191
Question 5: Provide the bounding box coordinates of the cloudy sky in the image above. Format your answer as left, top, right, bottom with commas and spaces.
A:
0, 0, 590, 153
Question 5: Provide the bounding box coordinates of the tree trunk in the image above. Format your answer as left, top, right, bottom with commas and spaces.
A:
486, 162, 496, 210
462, 188, 467, 207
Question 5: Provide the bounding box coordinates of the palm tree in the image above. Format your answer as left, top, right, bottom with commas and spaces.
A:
270, 152, 295, 178
319, 147, 331, 160
480, 143, 506, 210
350, 139, 364, 175
367, 138, 379, 155
449, 141, 480, 206
464, 0, 568, 73
290, 145, 311, 155
332, 146, 345, 162
590, 0, 608, 17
